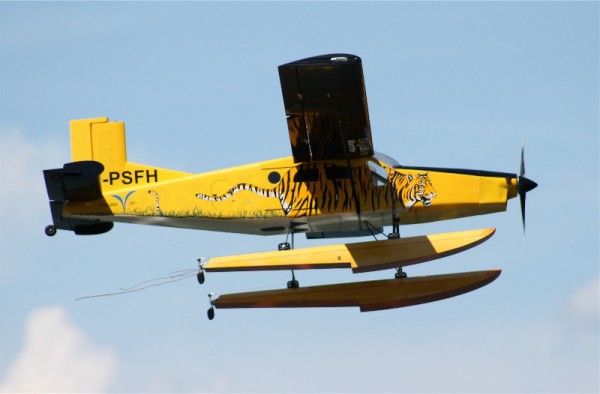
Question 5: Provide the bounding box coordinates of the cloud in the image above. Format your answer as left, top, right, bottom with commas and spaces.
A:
0, 127, 66, 280
566, 277, 599, 320
561, 277, 600, 343
0, 306, 117, 393
0, 130, 39, 201
0, 127, 65, 219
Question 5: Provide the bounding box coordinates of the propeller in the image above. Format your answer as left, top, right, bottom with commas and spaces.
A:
517, 145, 538, 231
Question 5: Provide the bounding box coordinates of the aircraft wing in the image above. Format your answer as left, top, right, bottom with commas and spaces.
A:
278, 54, 374, 162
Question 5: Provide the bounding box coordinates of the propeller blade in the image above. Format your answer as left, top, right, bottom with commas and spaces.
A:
520, 191, 527, 231
517, 145, 538, 232
520, 144, 525, 177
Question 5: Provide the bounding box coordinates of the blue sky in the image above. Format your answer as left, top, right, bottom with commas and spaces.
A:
0, 2, 598, 392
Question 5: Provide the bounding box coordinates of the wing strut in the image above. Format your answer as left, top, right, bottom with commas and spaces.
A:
390, 181, 400, 239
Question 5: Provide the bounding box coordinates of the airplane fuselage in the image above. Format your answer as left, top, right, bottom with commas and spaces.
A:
59, 153, 519, 237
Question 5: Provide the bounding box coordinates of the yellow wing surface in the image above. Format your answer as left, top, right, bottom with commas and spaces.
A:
204, 228, 495, 273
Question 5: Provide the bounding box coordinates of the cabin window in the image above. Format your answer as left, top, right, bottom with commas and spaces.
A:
373, 152, 401, 168
368, 161, 388, 186
293, 168, 319, 182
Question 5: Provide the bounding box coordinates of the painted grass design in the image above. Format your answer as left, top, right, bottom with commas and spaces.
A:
128, 207, 284, 219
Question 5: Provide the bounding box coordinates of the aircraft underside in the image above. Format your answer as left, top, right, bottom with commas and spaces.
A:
67, 209, 394, 238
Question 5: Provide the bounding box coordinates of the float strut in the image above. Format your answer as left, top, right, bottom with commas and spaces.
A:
287, 270, 299, 289
395, 267, 407, 279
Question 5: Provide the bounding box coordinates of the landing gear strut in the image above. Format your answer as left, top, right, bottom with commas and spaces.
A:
287, 270, 299, 289
388, 213, 400, 239
395, 267, 407, 279
278, 242, 291, 251
281, 227, 299, 289
388, 231, 400, 239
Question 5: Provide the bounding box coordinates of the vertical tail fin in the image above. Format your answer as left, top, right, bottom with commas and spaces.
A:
70, 117, 127, 171
68, 117, 189, 193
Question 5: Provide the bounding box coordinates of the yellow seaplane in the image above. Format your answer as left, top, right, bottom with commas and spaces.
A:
43, 54, 537, 319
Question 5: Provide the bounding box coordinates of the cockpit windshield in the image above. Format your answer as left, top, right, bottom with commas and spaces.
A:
373, 152, 401, 168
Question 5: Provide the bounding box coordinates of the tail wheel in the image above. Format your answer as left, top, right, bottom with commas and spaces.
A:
45, 225, 57, 237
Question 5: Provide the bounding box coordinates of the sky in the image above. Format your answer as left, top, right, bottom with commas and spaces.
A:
0, 1, 598, 393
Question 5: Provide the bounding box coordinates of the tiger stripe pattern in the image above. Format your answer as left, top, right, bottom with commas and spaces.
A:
195, 164, 436, 217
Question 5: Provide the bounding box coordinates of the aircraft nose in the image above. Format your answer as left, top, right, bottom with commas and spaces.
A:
519, 176, 538, 194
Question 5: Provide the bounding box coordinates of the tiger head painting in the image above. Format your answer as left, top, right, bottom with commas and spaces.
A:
387, 171, 437, 210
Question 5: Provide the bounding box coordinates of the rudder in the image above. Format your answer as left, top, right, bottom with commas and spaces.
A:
70, 117, 127, 171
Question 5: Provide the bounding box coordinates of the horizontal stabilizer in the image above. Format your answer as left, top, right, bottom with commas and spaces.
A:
43, 160, 113, 235
211, 270, 501, 312
204, 228, 495, 273
44, 161, 105, 202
